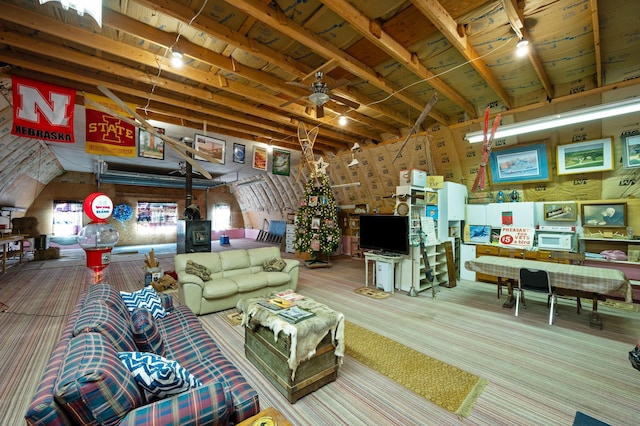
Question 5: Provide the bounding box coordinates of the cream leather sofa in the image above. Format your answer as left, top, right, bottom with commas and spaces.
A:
175, 246, 300, 315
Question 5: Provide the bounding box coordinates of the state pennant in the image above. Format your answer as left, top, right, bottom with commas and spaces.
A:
85, 93, 136, 157
11, 76, 76, 143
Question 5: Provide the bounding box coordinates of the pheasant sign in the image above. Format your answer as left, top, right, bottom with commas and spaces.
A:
11, 76, 75, 143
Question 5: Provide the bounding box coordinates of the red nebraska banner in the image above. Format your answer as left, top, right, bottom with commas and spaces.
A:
84, 93, 136, 157
12, 76, 76, 142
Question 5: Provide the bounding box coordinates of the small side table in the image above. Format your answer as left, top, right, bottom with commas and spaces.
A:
237, 406, 292, 426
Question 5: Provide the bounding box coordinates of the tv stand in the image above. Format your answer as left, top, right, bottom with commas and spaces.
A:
364, 251, 404, 294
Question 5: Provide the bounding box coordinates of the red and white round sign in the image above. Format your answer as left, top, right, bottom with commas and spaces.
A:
83, 192, 114, 222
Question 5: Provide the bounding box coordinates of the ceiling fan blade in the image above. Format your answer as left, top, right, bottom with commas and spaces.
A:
279, 95, 306, 108
316, 104, 324, 118
330, 94, 360, 110
285, 81, 310, 89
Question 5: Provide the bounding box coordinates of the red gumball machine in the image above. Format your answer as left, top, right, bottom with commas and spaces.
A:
77, 192, 119, 284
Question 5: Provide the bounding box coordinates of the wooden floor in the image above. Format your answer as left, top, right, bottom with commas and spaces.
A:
1, 239, 639, 425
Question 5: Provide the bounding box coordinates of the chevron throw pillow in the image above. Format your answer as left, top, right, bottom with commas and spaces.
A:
118, 352, 203, 401
120, 286, 167, 319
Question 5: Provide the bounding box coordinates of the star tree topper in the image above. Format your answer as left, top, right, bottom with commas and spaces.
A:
314, 156, 329, 175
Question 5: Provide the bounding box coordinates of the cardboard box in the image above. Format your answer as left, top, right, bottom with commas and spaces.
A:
425, 192, 438, 205
399, 169, 427, 187
427, 175, 444, 189
145, 268, 163, 286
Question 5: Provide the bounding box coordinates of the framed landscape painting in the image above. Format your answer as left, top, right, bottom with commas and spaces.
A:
622, 132, 640, 169
488, 142, 551, 185
138, 127, 165, 160
194, 134, 225, 164
556, 137, 613, 175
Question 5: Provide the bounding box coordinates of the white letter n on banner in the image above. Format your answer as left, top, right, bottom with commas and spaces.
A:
16, 84, 71, 126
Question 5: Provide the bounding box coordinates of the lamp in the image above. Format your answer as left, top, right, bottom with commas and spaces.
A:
516, 39, 529, 57
39, 0, 102, 27
171, 51, 184, 68
465, 97, 640, 143
309, 91, 330, 106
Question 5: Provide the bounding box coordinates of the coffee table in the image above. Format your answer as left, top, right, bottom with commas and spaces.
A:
238, 296, 345, 403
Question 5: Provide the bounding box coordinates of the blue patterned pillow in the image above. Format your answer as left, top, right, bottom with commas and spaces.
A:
120, 286, 166, 319
118, 352, 203, 400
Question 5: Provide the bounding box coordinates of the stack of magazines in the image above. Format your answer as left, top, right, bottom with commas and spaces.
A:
277, 306, 314, 324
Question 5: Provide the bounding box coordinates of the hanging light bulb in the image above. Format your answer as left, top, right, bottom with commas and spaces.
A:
339, 114, 347, 126
171, 50, 184, 68
516, 39, 530, 57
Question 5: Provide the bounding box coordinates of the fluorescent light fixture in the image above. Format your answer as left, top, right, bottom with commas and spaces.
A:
331, 182, 361, 189
236, 177, 264, 187
465, 98, 640, 143
98, 170, 224, 189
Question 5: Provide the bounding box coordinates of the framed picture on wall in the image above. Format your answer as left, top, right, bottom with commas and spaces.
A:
622, 132, 640, 169
194, 134, 225, 164
233, 143, 246, 164
543, 202, 578, 222
581, 203, 627, 228
252, 146, 268, 171
488, 142, 551, 185
138, 127, 165, 160
556, 137, 613, 175
272, 148, 290, 176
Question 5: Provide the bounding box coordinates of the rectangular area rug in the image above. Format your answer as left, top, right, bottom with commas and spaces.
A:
344, 321, 488, 418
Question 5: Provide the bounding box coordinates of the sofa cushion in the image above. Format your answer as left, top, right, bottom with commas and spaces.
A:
256, 271, 292, 287
186, 260, 211, 281
54, 333, 143, 425
120, 286, 167, 319
74, 300, 137, 353
87, 282, 130, 318
263, 257, 287, 272
202, 278, 239, 299
232, 274, 269, 293
131, 308, 165, 355
118, 352, 203, 401
220, 249, 251, 271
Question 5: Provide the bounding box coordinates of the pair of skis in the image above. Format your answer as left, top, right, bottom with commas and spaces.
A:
472, 108, 501, 192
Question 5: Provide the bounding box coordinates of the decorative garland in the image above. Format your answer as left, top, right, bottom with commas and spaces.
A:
113, 203, 133, 223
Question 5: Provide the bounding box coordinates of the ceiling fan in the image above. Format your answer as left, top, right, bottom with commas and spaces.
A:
169, 161, 202, 176
279, 71, 360, 118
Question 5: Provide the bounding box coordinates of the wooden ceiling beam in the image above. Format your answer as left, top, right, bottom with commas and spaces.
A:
590, 0, 602, 87
320, 0, 478, 118
410, 0, 512, 109
229, 0, 451, 125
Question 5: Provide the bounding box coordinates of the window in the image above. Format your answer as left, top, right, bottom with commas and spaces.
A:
52, 201, 83, 236
136, 202, 178, 227
213, 204, 231, 231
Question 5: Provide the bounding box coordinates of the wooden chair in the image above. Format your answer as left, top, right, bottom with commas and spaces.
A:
516, 268, 557, 325
549, 252, 585, 313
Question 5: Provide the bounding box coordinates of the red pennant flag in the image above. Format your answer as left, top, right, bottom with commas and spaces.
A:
11, 76, 76, 142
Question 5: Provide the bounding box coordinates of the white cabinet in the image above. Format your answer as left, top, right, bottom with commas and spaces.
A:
486, 202, 536, 228
437, 182, 467, 241
459, 243, 477, 281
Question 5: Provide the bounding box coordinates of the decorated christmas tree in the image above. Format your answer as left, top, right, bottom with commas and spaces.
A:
294, 159, 340, 263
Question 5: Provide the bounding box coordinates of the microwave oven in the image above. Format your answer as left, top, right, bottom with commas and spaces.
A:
537, 232, 573, 251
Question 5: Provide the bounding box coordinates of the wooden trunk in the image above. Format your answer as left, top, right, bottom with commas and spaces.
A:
244, 325, 338, 403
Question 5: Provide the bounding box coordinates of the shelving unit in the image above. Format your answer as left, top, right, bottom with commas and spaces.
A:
579, 237, 640, 280
347, 214, 361, 258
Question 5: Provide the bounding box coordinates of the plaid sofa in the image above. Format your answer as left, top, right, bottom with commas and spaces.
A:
25, 283, 259, 425
176, 246, 300, 315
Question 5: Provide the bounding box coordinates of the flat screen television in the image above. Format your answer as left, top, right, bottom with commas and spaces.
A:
359, 214, 410, 255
